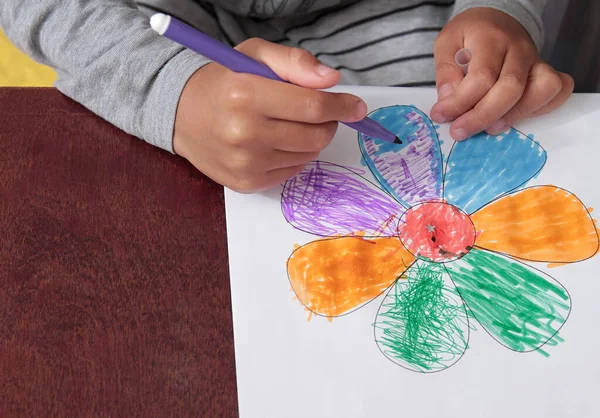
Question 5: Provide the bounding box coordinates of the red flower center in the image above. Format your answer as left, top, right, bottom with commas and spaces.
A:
397, 201, 476, 262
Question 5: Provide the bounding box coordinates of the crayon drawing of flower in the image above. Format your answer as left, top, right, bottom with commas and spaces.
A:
280, 105, 599, 372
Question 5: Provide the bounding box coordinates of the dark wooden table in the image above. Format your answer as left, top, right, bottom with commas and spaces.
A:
0, 88, 238, 417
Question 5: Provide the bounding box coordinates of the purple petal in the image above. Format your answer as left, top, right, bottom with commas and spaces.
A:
281, 161, 404, 237
359, 106, 443, 207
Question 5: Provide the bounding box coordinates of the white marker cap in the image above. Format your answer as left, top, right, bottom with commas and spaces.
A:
455, 48, 472, 75
150, 13, 171, 35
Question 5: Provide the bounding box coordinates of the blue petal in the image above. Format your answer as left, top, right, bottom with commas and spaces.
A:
359, 105, 443, 208
443, 129, 546, 214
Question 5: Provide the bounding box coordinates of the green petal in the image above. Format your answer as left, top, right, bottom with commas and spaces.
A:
373, 260, 469, 372
446, 248, 570, 355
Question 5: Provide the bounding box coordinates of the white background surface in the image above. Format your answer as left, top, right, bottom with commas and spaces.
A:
224, 87, 600, 418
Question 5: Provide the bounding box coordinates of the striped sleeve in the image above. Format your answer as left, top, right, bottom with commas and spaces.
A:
452, 0, 547, 50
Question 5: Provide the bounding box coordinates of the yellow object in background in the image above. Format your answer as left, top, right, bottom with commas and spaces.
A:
0, 28, 56, 87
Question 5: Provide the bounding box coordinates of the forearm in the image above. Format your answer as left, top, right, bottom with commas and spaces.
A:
452, 0, 547, 50
0, 0, 210, 152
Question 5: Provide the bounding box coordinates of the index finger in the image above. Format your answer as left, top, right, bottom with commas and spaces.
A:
246, 76, 367, 124
433, 30, 466, 100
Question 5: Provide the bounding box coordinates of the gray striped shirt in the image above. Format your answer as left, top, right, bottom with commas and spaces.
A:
1, 0, 546, 152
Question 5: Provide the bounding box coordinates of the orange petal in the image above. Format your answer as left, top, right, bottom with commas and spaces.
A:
287, 237, 414, 317
472, 186, 599, 263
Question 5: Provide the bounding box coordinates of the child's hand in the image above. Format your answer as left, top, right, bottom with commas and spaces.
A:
430, 7, 574, 140
173, 38, 366, 193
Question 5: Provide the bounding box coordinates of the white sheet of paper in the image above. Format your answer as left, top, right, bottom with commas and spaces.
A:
224, 87, 600, 418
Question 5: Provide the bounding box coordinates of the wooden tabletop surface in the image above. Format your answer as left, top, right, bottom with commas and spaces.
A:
0, 88, 238, 417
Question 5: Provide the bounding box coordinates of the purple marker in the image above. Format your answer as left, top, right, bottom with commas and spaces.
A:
150, 13, 401, 144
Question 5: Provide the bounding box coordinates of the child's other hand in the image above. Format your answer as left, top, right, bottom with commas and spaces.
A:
430, 7, 574, 141
173, 38, 366, 192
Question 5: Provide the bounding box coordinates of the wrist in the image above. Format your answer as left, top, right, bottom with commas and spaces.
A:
148, 49, 212, 154
451, 3, 544, 50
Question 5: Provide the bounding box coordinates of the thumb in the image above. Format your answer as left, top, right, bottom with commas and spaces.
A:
235, 38, 340, 89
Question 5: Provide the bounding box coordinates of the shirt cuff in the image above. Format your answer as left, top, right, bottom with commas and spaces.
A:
451, 1, 545, 51
144, 48, 212, 153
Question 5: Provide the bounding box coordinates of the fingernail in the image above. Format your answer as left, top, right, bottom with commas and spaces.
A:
453, 128, 468, 141
316, 63, 336, 77
430, 109, 447, 123
488, 119, 507, 134
437, 84, 453, 100
355, 100, 368, 119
